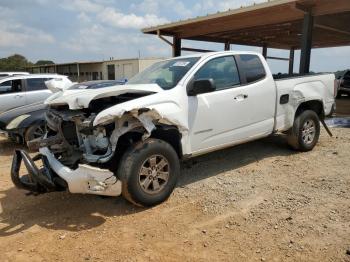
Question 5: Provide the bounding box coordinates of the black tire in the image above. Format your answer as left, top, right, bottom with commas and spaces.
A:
24, 124, 45, 143
117, 138, 180, 207
287, 110, 320, 152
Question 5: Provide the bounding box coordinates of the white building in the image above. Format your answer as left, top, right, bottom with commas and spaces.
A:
29, 58, 164, 82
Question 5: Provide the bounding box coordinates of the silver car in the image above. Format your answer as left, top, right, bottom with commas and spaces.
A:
0, 72, 29, 77
0, 74, 69, 113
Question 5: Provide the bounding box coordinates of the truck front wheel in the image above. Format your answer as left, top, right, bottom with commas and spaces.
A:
287, 110, 320, 152
117, 138, 180, 207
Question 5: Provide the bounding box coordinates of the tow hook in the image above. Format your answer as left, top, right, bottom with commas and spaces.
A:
11, 150, 66, 194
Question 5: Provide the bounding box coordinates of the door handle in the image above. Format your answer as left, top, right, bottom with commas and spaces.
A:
234, 94, 248, 101
14, 94, 23, 98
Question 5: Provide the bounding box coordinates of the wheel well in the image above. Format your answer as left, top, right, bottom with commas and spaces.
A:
107, 125, 182, 172
150, 125, 182, 158
106, 131, 142, 172
295, 100, 324, 120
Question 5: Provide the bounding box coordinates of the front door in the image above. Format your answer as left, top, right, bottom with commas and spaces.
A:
188, 54, 275, 154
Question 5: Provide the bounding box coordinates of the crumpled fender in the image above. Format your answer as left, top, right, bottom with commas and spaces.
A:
93, 91, 189, 132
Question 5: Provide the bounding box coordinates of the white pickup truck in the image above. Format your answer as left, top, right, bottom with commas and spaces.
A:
11, 51, 336, 206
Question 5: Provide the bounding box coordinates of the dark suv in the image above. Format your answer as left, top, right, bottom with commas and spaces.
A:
338, 70, 350, 98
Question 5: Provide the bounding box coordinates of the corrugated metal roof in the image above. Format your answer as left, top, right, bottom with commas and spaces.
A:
142, 0, 294, 33
142, 0, 350, 50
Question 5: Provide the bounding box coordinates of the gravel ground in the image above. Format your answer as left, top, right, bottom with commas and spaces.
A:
0, 127, 349, 262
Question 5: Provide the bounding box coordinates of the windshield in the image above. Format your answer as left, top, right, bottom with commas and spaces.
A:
127, 57, 200, 90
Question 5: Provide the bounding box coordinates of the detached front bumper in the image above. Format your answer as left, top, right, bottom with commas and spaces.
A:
11, 148, 122, 196
11, 150, 63, 193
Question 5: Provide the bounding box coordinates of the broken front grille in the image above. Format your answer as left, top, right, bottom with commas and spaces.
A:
45, 109, 79, 146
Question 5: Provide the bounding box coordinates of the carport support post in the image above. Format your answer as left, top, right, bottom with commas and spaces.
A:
224, 41, 230, 51
76, 63, 80, 82
289, 47, 295, 75
262, 44, 267, 58
299, 11, 314, 74
173, 37, 181, 57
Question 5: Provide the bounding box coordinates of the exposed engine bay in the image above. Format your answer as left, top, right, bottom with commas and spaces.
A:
28, 92, 159, 169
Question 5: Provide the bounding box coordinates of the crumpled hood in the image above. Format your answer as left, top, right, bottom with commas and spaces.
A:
92, 89, 186, 130
45, 84, 163, 109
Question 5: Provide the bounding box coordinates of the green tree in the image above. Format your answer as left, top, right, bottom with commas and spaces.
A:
0, 54, 33, 71
35, 60, 54, 65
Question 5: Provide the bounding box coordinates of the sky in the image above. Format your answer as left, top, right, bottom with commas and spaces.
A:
0, 0, 349, 74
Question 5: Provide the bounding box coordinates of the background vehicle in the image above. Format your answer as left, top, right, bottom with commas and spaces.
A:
11, 51, 336, 207
0, 72, 29, 77
0, 102, 47, 143
0, 80, 126, 144
0, 74, 68, 113
337, 70, 350, 97
66, 80, 126, 90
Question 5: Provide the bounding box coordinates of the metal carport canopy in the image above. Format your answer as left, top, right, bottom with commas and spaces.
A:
142, 0, 350, 73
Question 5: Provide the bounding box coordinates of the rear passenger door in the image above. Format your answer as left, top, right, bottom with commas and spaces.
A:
227, 54, 276, 140
0, 79, 26, 113
24, 78, 53, 105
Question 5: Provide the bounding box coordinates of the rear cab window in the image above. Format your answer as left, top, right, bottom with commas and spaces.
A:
235, 54, 266, 84
25, 78, 52, 91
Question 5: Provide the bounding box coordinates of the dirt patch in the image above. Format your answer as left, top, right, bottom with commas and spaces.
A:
0, 129, 349, 262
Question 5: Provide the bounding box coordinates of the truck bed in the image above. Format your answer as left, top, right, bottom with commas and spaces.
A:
273, 72, 332, 81
274, 73, 335, 132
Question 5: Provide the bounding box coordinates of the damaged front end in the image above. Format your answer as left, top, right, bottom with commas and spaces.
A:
11, 104, 141, 196
12, 88, 185, 197
31, 106, 158, 168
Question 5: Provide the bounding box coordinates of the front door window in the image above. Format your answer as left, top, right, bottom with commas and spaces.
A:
193, 56, 240, 91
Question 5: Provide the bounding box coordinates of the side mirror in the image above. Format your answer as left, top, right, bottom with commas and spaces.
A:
187, 78, 216, 96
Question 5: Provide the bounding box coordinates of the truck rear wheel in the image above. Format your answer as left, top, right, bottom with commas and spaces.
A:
287, 110, 320, 152
117, 138, 180, 207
